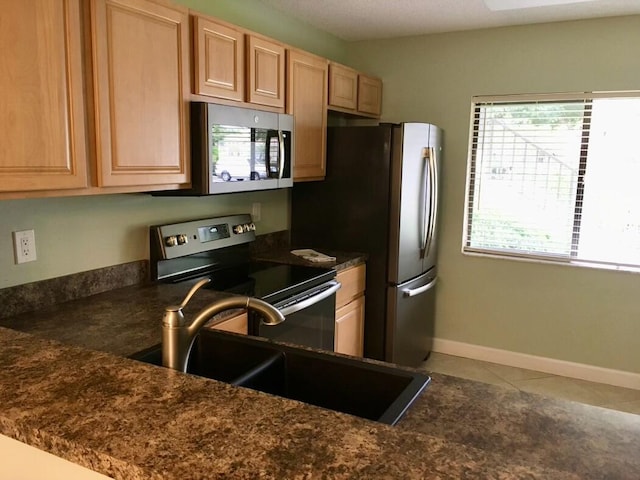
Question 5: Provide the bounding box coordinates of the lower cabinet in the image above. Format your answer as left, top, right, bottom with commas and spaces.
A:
334, 264, 366, 357
210, 311, 248, 334
335, 296, 365, 357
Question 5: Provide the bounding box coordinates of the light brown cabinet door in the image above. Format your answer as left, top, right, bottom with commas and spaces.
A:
328, 63, 358, 111
247, 35, 285, 108
287, 50, 328, 181
335, 296, 365, 357
0, 0, 88, 192
357, 74, 383, 117
90, 0, 190, 187
335, 264, 366, 309
210, 311, 248, 335
193, 16, 245, 101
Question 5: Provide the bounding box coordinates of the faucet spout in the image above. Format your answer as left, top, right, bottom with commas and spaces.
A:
162, 294, 285, 372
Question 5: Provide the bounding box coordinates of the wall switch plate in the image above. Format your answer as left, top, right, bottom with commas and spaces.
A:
252, 202, 261, 222
13, 229, 37, 264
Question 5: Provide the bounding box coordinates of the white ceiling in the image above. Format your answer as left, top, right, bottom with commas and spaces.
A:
258, 0, 640, 41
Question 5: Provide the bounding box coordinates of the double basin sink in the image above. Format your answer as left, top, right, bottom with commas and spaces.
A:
129, 330, 430, 425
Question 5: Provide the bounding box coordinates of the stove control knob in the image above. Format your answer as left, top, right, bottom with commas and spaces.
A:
233, 224, 244, 234
177, 234, 188, 245
165, 235, 178, 247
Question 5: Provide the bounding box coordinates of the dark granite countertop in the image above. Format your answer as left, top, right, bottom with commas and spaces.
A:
253, 248, 367, 272
1, 258, 639, 478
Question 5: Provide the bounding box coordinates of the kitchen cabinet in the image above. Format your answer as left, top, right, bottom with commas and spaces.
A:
328, 62, 383, 118
192, 14, 285, 109
357, 74, 383, 117
0, 0, 88, 193
210, 311, 248, 335
287, 49, 328, 181
192, 16, 245, 101
334, 264, 366, 357
89, 0, 190, 188
246, 35, 286, 108
328, 63, 358, 110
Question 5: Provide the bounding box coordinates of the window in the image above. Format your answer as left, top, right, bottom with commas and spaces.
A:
463, 92, 640, 270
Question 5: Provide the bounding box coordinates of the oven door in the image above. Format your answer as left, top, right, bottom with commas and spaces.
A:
253, 280, 341, 351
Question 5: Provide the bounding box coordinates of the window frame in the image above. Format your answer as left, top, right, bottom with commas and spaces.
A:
462, 91, 640, 273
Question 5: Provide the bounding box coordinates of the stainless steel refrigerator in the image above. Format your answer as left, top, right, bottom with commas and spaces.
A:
291, 123, 442, 367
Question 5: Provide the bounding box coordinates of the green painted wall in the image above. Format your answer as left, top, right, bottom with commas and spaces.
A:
347, 16, 640, 374
0, 1, 347, 289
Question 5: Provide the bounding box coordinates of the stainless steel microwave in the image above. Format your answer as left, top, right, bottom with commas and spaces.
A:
188, 102, 293, 195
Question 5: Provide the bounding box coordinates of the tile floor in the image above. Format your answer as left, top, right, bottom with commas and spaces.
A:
421, 352, 640, 415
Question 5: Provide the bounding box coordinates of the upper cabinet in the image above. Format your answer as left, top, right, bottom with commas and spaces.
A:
90, 0, 191, 188
192, 14, 285, 109
0, 0, 383, 198
357, 74, 383, 117
246, 35, 285, 108
287, 50, 328, 182
0, 0, 88, 193
192, 16, 245, 101
328, 62, 383, 118
328, 63, 358, 111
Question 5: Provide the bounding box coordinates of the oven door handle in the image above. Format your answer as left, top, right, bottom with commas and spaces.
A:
277, 281, 342, 317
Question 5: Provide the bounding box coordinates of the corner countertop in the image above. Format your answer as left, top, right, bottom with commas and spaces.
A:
0, 255, 639, 479
253, 248, 367, 272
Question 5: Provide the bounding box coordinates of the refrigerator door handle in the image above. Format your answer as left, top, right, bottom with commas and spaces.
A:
420, 147, 430, 258
425, 146, 439, 258
402, 277, 438, 297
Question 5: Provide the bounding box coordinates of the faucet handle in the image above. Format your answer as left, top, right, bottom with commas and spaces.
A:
163, 278, 211, 328
165, 278, 211, 313
179, 278, 211, 308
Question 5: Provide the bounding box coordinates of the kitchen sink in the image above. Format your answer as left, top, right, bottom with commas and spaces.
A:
129, 330, 430, 425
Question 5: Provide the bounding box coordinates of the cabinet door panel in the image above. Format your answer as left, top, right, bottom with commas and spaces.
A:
0, 0, 87, 192
335, 296, 365, 357
91, 0, 190, 187
357, 74, 382, 117
335, 264, 366, 309
287, 50, 328, 181
194, 17, 245, 101
247, 36, 285, 108
329, 63, 357, 110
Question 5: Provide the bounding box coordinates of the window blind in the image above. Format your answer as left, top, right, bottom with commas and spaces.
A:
463, 92, 640, 270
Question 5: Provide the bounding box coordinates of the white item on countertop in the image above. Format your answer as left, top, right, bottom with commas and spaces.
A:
291, 249, 336, 263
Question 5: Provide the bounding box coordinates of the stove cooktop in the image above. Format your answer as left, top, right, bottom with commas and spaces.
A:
202, 261, 335, 304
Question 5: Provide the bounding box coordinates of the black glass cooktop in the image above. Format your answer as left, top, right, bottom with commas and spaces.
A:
203, 261, 335, 303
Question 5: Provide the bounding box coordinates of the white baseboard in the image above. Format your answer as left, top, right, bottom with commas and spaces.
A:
432, 338, 640, 391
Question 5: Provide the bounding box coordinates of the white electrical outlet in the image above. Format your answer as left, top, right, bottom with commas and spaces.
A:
13, 229, 37, 264
252, 202, 262, 222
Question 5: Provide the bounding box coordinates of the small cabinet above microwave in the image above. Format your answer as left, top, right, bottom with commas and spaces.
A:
164, 102, 293, 196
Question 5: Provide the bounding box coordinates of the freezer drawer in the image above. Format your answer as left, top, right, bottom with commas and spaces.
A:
385, 270, 436, 367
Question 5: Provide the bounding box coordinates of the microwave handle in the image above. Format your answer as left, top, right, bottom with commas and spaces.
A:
277, 131, 285, 179
264, 130, 278, 179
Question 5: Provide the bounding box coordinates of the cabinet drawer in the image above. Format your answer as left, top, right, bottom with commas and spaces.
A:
335, 264, 366, 309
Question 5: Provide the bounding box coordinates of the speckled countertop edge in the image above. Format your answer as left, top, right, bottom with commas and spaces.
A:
0, 326, 587, 480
